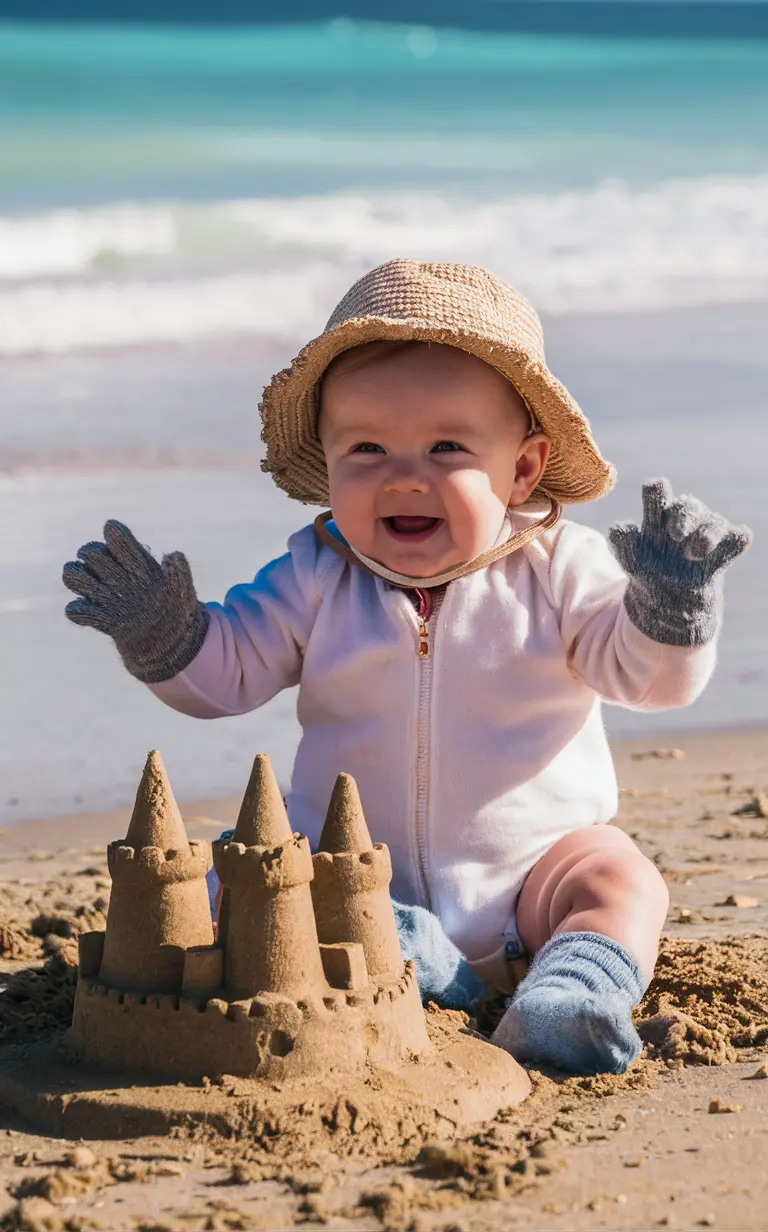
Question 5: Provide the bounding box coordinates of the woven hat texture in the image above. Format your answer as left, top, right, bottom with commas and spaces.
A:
260, 259, 615, 505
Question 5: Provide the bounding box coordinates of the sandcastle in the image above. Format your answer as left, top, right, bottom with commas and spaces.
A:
0, 751, 530, 1142
69, 750, 431, 1082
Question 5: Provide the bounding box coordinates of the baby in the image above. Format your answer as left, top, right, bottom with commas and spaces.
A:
63, 260, 751, 1076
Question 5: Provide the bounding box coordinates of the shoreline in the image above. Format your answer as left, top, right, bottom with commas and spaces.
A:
2, 722, 766, 864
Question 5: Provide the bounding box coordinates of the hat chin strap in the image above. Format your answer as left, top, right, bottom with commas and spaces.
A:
313, 492, 562, 590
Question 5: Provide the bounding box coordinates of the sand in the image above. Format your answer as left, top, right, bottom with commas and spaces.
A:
1, 727, 768, 1231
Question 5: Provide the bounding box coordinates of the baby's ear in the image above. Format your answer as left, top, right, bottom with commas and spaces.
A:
512, 434, 550, 501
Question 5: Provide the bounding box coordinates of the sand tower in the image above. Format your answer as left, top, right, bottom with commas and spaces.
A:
311, 774, 403, 984
212, 754, 327, 1001
97, 750, 214, 992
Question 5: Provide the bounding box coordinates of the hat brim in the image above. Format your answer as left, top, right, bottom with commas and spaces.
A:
260, 317, 615, 505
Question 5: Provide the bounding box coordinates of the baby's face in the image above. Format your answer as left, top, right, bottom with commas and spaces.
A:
319, 343, 549, 578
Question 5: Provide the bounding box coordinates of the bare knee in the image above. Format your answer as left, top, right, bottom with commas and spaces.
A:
516, 827, 670, 980
547, 845, 668, 983
552, 847, 668, 924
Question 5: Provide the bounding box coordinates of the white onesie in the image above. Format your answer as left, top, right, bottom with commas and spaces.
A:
150, 510, 715, 968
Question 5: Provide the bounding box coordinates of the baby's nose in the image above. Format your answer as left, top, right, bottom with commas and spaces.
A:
383, 467, 430, 494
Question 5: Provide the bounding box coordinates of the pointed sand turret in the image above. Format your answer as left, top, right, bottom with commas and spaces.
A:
319, 773, 373, 855
232, 753, 293, 847
213, 753, 326, 1000
125, 750, 190, 852
312, 773, 404, 983
99, 750, 213, 992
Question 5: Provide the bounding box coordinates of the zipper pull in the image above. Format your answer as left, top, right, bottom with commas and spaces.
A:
418, 619, 429, 658
414, 587, 432, 658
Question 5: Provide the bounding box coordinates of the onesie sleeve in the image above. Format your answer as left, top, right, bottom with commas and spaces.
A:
549, 522, 717, 711
148, 523, 332, 718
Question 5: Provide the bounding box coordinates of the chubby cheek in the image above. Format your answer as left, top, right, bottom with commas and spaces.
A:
440, 471, 508, 554
327, 471, 379, 552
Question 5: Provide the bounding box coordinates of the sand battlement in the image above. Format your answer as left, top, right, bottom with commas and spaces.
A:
107, 838, 211, 882
212, 832, 312, 890
313, 844, 392, 892
77, 958, 418, 1018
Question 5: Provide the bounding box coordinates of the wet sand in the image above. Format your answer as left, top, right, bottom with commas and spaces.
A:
1, 726, 767, 1231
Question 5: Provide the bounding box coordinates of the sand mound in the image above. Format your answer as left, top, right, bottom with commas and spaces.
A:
0, 950, 78, 1045
0, 882, 107, 1048
635, 936, 768, 1065
0, 880, 108, 969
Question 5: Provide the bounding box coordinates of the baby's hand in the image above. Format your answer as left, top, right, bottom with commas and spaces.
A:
63, 521, 209, 683
609, 479, 751, 647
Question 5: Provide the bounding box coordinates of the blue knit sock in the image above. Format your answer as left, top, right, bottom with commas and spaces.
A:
392, 901, 486, 1012
492, 931, 646, 1076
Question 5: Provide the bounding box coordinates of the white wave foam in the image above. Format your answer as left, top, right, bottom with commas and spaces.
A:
0, 204, 177, 280
0, 267, 334, 355
2, 175, 768, 354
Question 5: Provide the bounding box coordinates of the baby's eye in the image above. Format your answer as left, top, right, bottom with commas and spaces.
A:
351, 442, 386, 454
430, 441, 465, 453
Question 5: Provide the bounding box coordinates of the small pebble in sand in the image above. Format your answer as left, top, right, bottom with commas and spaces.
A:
731, 794, 768, 819
674, 907, 695, 923
716, 894, 759, 909
707, 1099, 743, 1114
751, 1060, 768, 1079
64, 1146, 97, 1169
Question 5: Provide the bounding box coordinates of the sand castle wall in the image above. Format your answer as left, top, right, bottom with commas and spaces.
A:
69, 958, 427, 1082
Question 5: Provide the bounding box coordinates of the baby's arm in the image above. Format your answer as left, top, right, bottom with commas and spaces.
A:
553, 479, 751, 710
63, 521, 323, 718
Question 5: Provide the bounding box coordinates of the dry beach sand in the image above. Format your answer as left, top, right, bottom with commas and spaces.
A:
1, 727, 768, 1231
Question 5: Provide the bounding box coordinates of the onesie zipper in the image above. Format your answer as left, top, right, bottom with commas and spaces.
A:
414, 587, 432, 657
410, 586, 445, 909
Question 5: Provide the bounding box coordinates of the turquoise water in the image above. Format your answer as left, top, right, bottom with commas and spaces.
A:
3, 22, 768, 207
2, 21, 768, 352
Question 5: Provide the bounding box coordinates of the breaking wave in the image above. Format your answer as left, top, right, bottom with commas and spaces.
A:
2, 174, 768, 354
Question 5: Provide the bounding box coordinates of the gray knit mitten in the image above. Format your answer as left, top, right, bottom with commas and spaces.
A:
609, 479, 751, 647
63, 521, 210, 683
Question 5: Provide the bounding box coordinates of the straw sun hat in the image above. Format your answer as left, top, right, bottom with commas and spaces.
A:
260, 259, 615, 505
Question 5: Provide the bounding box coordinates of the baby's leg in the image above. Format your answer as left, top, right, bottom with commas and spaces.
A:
493, 826, 668, 1075
516, 825, 668, 983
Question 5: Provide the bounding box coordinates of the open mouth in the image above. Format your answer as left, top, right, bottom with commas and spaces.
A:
383, 515, 443, 542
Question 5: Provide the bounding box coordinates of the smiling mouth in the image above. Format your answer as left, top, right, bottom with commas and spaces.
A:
383, 515, 443, 542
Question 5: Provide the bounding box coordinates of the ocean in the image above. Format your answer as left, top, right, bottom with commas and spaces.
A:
1, 20, 767, 823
